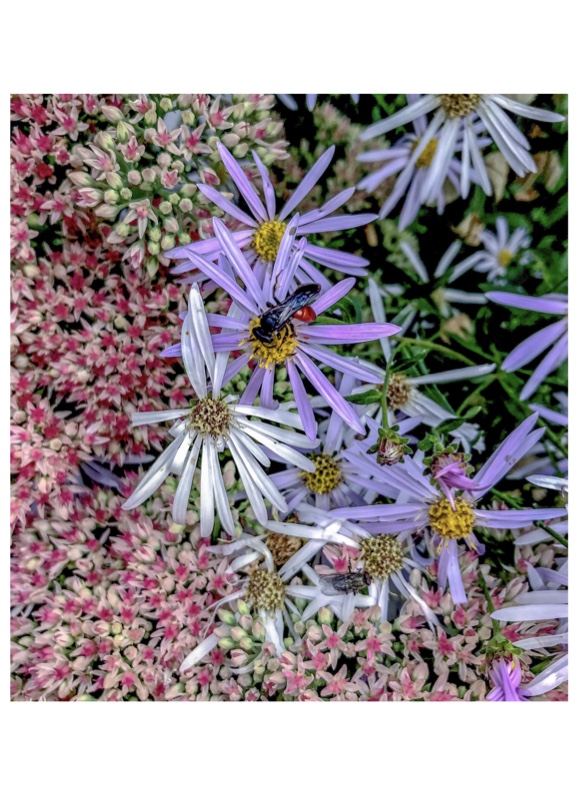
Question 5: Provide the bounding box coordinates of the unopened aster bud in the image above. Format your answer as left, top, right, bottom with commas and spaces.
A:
232, 142, 249, 158
68, 171, 94, 187
95, 204, 120, 219
142, 168, 156, 183
179, 198, 193, 213
116, 121, 131, 143
127, 170, 142, 186
120, 187, 132, 201
95, 131, 115, 151
101, 105, 125, 122
105, 172, 124, 190
159, 201, 172, 215
377, 435, 407, 466
161, 234, 175, 251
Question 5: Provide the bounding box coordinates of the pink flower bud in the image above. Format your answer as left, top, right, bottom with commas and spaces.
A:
68, 171, 94, 187
102, 105, 125, 122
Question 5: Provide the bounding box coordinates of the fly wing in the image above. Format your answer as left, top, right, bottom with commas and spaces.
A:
319, 573, 350, 595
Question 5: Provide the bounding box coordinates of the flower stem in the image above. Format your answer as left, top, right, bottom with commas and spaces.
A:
396, 337, 477, 366
538, 523, 569, 548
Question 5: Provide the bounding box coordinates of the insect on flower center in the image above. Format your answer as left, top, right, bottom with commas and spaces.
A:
428, 497, 476, 540
414, 138, 439, 169
301, 453, 343, 495
246, 569, 285, 612
188, 397, 231, 440
252, 220, 287, 261
265, 532, 303, 567
440, 94, 481, 118
244, 316, 299, 368
498, 249, 514, 267
386, 373, 413, 410
359, 535, 405, 579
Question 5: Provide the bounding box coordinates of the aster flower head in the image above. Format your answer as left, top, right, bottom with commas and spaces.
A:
487, 292, 568, 401
447, 217, 532, 284
360, 94, 564, 202
123, 284, 319, 535
357, 94, 489, 229
163, 221, 400, 440
166, 140, 377, 284
266, 505, 439, 627
485, 657, 567, 701
328, 414, 566, 604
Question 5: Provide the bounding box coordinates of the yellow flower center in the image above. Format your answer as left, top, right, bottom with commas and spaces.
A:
414, 138, 439, 169
359, 535, 404, 580
243, 316, 299, 368
498, 250, 514, 267
440, 94, 481, 118
246, 569, 285, 612
300, 453, 343, 495
386, 373, 413, 411
188, 397, 231, 440
428, 497, 476, 540
252, 220, 287, 261
265, 532, 303, 567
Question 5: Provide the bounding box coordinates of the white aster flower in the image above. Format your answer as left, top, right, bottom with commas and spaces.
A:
360, 94, 564, 201
122, 284, 318, 535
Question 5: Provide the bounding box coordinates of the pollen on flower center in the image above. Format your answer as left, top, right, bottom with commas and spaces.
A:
246, 568, 285, 612
265, 532, 303, 567
188, 397, 231, 440
440, 94, 481, 118
244, 316, 299, 368
498, 250, 514, 267
252, 220, 287, 261
300, 453, 343, 494
386, 373, 413, 410
428, 497, 476, 540
414, 138, 439, 169
359, 535, 404, 579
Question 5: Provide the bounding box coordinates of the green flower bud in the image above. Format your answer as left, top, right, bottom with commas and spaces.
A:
144, 109, 157, 125
237, 600, 250, 616
159, 201, 172, 215
181, 109, 196, 125
217, 609, 237, 626
251, 620, 265, 641
117, 121, 131, 143
239, 636, 254, 652
161, 235, 175, 251
148, 241, 160, 255
230, 626, 248, 642
168, 192, 180, 205
160, 98, 173, 112
179, 198, 193, 213
119, 188, 132, 201
180, 183, 197, 197
148, 226, 162, 243
127, 170, 142, 186
318, 607, 333, 624
103, 190, 119, 205
218, 637, 236, 651
178, 232, 191, 245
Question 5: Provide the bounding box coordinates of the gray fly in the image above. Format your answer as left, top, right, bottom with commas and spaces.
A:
319, 569, 372, 596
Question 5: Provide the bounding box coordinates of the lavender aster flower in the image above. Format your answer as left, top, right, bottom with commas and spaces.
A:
278, 94, 360, 111
487, 292, 568, 401
123, 284, 318, 535
166, 141, 376, 283
357, 95, 489, 229
164, 222, 399, 440
486, 657, 568, 701
447, 217, 532, 284
327, 415, 566, 603
360, 94, 564, 201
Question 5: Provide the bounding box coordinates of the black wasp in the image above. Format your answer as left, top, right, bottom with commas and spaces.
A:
253, 283, 321, 344
319, 564, 372, 596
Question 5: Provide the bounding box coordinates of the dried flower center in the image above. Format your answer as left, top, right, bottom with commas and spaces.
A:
498, 250, 514, 267
440, 94, 481, 118
414, 138, 439, 169
359, 535, 405, 579
386, 373, 412, 410
252, 220, 287, 261
244, 316, 299, 368
265, 532, 303, 567
428, 497, 476, 540
188, 397, 231, 439
246, 569, 285, 612
301, 453, 343, 495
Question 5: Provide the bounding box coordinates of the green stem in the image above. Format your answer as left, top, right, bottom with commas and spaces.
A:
539, 524, 568, 548
457, 374, 498, 413
490, 488, 522, 509
381, 347, 398, 431
477, 570, 504, 637
396, 337, 477, 366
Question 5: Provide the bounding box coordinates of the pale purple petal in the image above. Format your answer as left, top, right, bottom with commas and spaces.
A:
519, 332, 568, 401
297, 213, 378, 234
298, 322, 400, 344
217, 141, 267, 222
287, 360, 317, 441
359, 94, 440, 141
311, 278, 355, 315
501, 320, 567, 372
279, 146, 335, 221
251, 149, 276, 220
487, 291, 567, 315
197, 184, 258, 228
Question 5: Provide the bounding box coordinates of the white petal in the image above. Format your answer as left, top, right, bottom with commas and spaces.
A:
172, 435, 202, 524
199, 440, 215, 537
179, 632, 220, 672
123, 434, 187, 510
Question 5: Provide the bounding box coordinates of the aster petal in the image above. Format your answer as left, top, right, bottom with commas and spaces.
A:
172, 435, 202, 524
212, 218, 264, 302
184, 251, 259, 316
400, 242, 429, 284
123, 433, 188, 511
303, 244, 370, 273
522, 655, 568, 697
294, 351, 365, 435
251, 149, 276, 220
501, 320, 567, 372
130, 409, 190, 427
311, 277, 356, 315
472, 413, 540, 493
236, 422, 316, 471
493, 603, 568, 621
299, 322, 400, 344
359, 94, 440, 140
196, 184, 258, 228
487, 291, 567, 315
298, 342, 384, 384
217, 141, 267, 222
179, 632, 221, 673
298, 187, 356, 226
298, 213, 378, 234
207, 440, 235, 535
286, 359, 317, 441
519, 332, 568, 401
411, 363, 495, 385
490, 94, 565, 123
228, 431, 287, 514
478, 507, 567, 528
433, 241, 462, 278
279, 146, 335, 221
